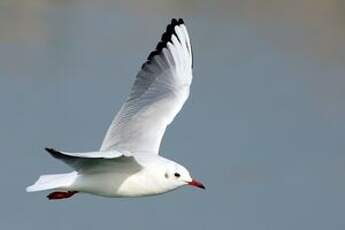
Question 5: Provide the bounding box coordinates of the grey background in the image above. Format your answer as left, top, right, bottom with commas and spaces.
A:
1, 0, 345, 229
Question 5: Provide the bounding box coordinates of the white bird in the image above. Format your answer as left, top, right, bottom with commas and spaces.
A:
26, 18, 205, 200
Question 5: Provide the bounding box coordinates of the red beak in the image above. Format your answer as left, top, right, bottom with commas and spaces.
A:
188, 179, 205, 190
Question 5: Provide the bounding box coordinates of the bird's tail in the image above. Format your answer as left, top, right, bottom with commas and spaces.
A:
26, 171, 78, 192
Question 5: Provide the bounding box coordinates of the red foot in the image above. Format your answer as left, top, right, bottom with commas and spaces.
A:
47, 191, 78, 200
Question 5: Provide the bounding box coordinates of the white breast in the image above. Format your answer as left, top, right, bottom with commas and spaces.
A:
72, 170, 176, 197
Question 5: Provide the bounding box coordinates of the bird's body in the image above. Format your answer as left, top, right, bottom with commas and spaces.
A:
26, 18, 205, 200
33, 154, 184, 197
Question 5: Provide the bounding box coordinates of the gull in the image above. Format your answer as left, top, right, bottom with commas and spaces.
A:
26, 18, 205, 200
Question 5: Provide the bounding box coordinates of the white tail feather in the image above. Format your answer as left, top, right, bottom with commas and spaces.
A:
26, 171, 78, 192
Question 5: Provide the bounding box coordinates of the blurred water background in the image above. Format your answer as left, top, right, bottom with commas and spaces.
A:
1, 0, 345, 229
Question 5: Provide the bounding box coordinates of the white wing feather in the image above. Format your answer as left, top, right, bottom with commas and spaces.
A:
100, 19, 193, 154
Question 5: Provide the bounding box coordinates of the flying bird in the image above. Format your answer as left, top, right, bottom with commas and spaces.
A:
26, 18, 205, 200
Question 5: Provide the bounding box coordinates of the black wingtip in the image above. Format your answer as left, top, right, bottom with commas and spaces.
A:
170, 18, 184, 26
45, 147, 61, 155
45, 147, 69, 160
143, 18, 185, 68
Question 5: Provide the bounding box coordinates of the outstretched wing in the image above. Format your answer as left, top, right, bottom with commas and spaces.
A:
100, 18, 193, 154
45, 148, 139, 172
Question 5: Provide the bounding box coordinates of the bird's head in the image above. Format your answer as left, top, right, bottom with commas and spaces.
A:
162, 161, 205, 190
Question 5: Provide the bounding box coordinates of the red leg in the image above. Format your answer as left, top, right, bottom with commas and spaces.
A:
47, 191, 78, 200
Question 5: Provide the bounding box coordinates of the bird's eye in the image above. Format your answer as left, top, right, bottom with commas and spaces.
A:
174, 172, 181, 178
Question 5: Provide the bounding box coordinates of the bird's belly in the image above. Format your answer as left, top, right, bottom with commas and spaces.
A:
73, 172, 170, 197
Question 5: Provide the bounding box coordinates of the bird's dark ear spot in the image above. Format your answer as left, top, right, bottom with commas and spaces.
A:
164, 172, 169, 179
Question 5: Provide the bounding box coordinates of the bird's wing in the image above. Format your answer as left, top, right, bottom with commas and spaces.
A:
45, 147, 127, 159
100, 18, 193, 155
45, 148, 140, 172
